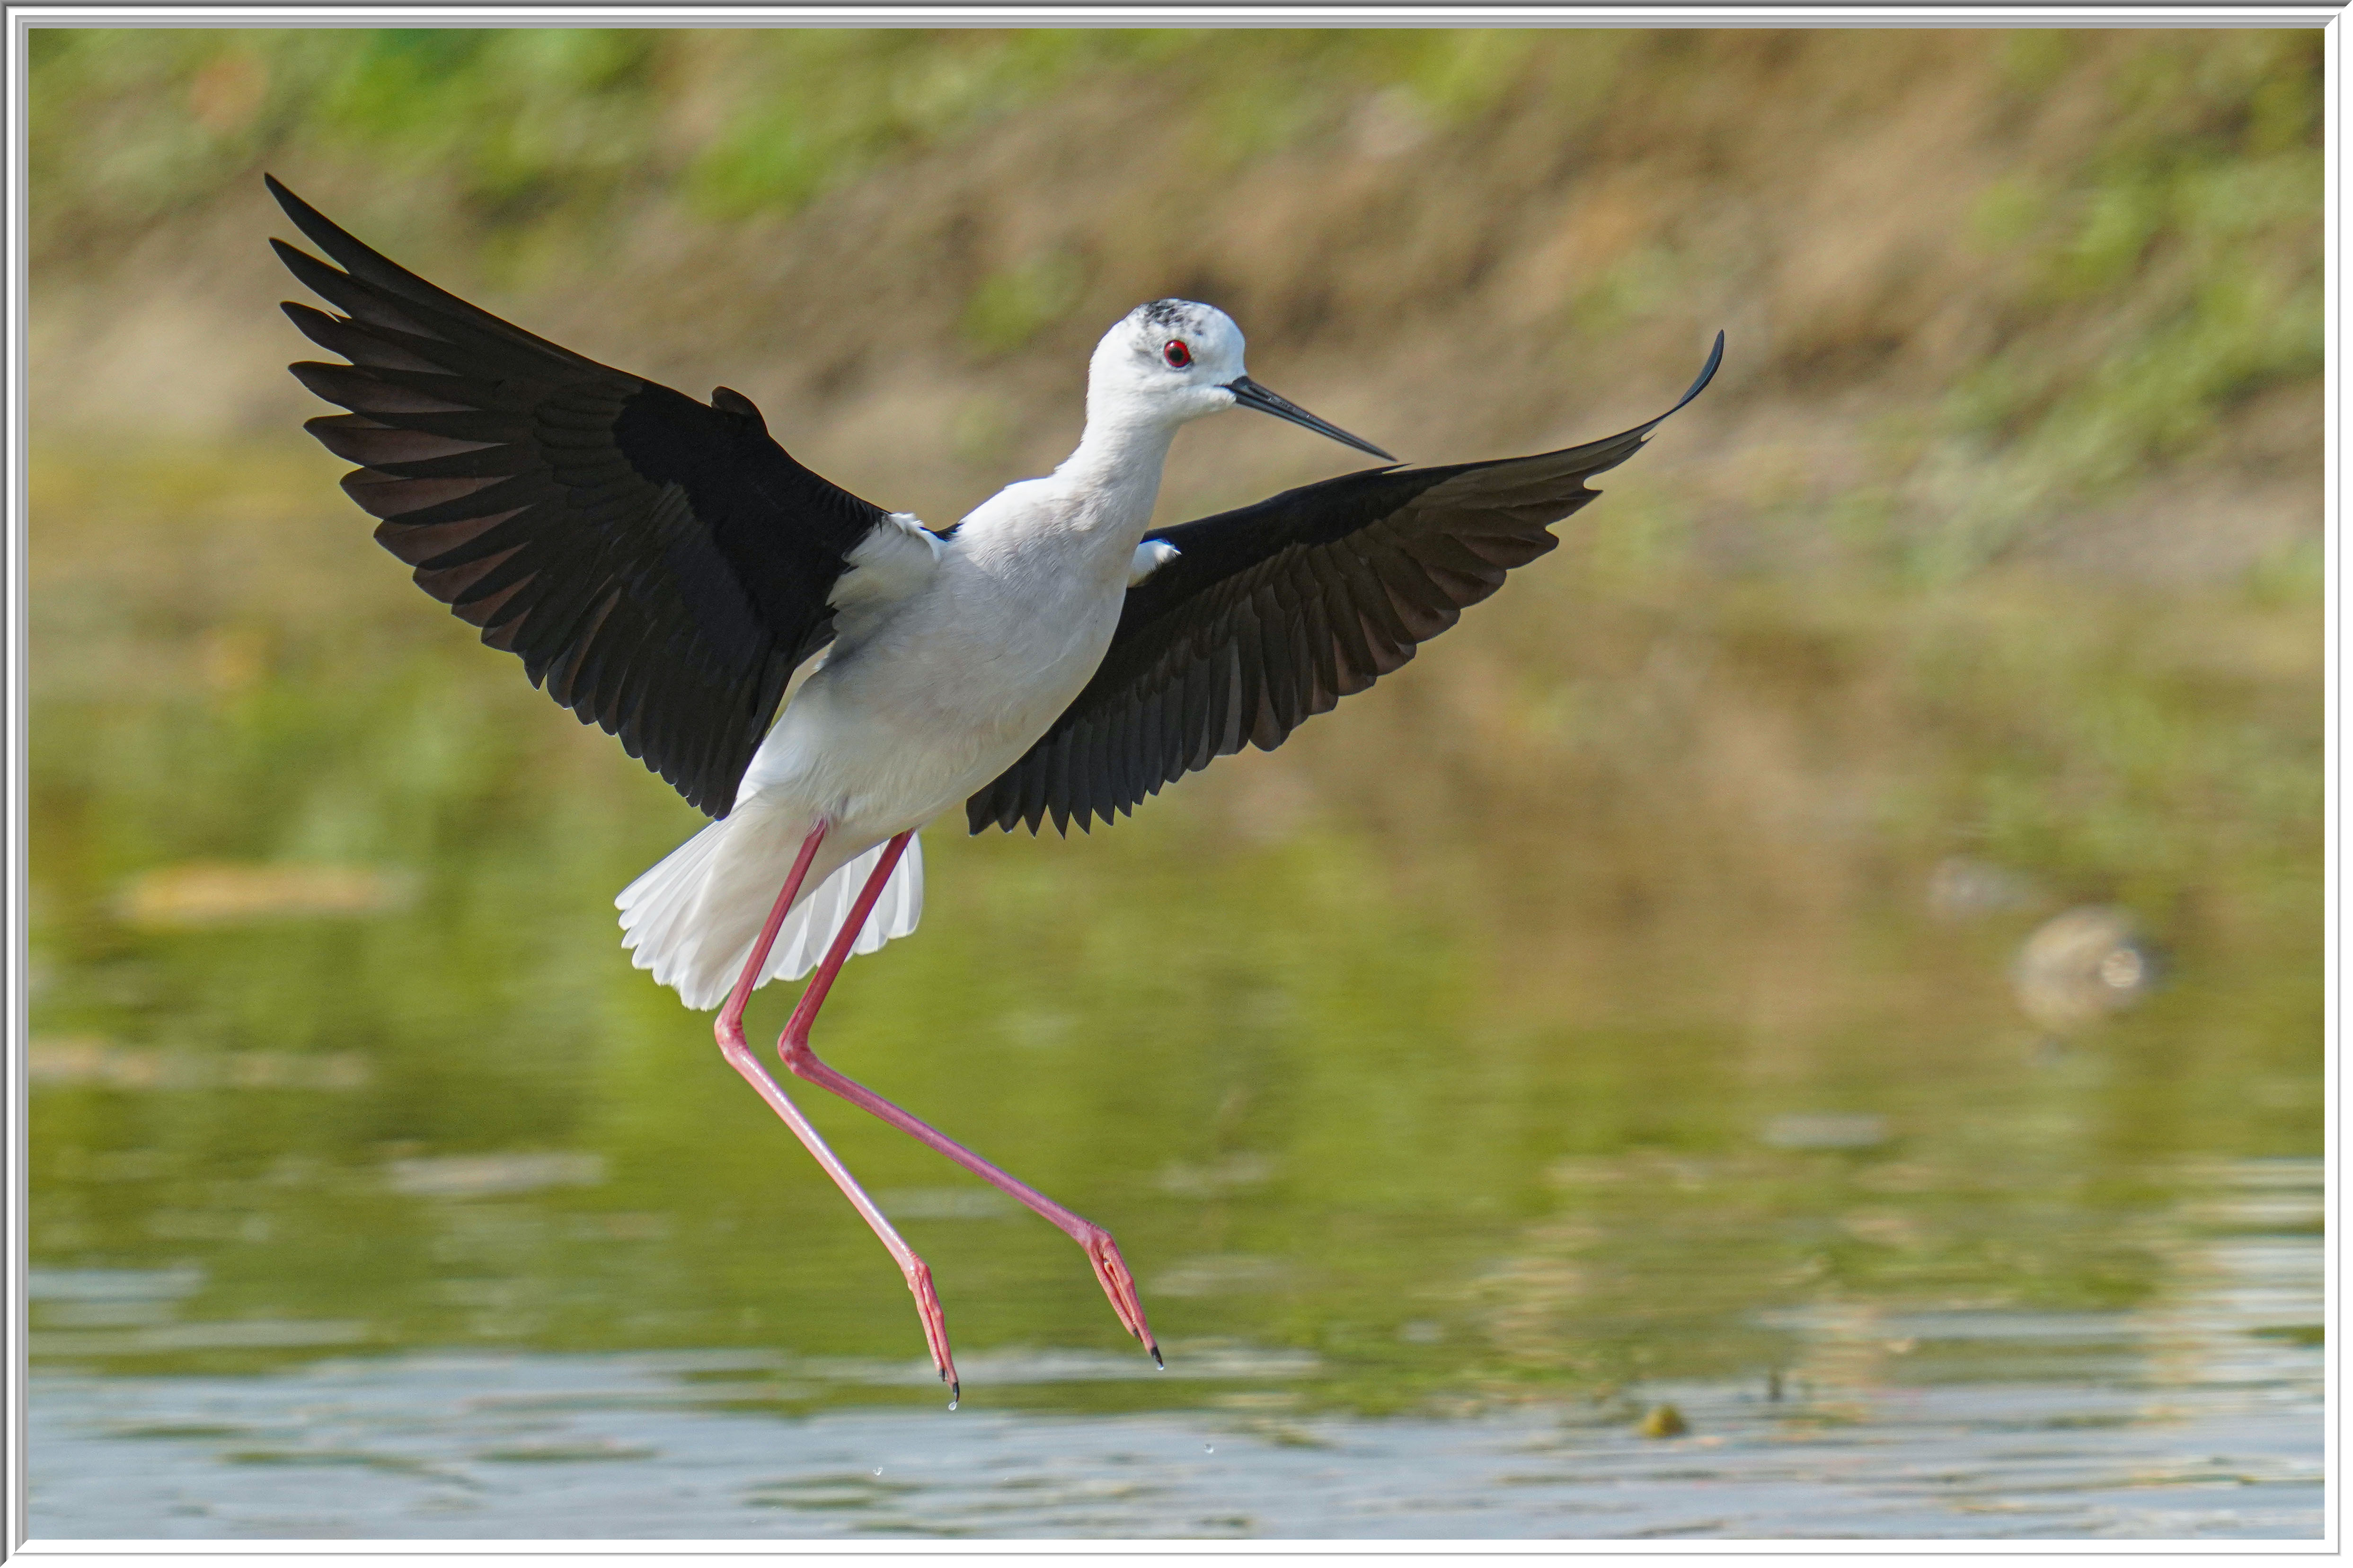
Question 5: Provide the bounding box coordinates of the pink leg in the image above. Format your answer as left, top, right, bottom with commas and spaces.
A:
712, 819, 958, 1403
776, 832, 1161, 1365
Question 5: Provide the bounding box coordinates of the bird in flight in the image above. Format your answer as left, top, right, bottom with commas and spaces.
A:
267, 174, 1720, 1404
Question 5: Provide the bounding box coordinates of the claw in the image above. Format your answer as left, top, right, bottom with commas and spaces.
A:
1082, 1227, 1159, 1364
902, 1258, 958, 1401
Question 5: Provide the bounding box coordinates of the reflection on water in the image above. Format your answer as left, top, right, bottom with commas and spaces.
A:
27, 448, 2322, 1538
27, 1161, 2322, 1538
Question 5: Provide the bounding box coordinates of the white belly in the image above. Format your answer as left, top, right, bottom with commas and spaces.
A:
738, 540, 1129, 836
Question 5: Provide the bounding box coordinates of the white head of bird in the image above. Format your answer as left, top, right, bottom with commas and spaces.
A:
1081, 299, 1396, 461
1086, 300, 1245, 428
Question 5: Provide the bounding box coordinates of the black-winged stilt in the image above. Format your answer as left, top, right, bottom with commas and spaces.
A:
267, 175, 1721, 1403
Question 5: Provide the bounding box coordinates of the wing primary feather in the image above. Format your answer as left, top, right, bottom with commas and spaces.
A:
271, 242, 449, 341
554, 591, 626, 709
610, 640, 664, 757
1021, 764, 1047, 834
1123, 695, 1150, 813
273, 178, 912, 819
1095, 708, 1122, 825
1199, 644, 1235, 768
1330, 542, 1413, 658
1147, 680, 1178, 788
1016, 743, 1049, 834
1099, 705, 1126, 822
379, 506, 536, 571
1174, 656, 1211, 777
1296, 570, 1342, 710
281, 303, 451, 374
1046, 733, 1075, 836
1074, 715, 1104, 831
1315, 555, 1381, 687
1048, 784, 1072, 837
593, 606, 657, 739
268, 176, 611, 373
1232, 601, 1270, 754
290, 361, 473, 416
1252, 581, 1308, 747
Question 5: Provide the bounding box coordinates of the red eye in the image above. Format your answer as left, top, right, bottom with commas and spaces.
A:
1163, 340, 1192, 369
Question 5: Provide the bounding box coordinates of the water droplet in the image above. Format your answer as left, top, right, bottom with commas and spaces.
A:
1203, 1443, 1214, 1453
872, 1466, 884, 1477
947, 1394, 959, 1411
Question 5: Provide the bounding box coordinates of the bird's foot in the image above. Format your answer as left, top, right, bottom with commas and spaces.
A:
902, 1256, 960, 1408
1082, 1227, 1160, 1366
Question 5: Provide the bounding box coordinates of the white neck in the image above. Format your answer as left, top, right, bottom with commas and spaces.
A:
1047, 401, 1183, 545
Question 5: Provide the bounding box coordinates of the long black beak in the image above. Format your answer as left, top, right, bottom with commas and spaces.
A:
1225, 376, 1397, 462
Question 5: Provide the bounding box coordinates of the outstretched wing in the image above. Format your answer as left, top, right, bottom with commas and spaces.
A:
966, 334, 1723, 835
268, 175, 907, 818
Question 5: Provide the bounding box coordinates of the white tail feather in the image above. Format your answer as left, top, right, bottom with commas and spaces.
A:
763, 835, 924, 987
616, 806, 924, 1011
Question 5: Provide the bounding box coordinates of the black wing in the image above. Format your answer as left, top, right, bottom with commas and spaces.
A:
267, 175, 893, 818
967, 334, 1724, 836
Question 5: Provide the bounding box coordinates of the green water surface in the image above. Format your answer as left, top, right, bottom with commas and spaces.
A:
27, 443, 2322, 1426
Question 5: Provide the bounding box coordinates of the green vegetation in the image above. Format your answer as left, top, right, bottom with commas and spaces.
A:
1922, 31, 2323, 578
961, 250, 1087, 355
28, 29, 1547, 250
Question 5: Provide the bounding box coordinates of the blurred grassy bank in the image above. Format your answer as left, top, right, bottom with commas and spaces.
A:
30, 22, 2323, 1032
26, 28, 2322, 1402
32, 29, 2322, 560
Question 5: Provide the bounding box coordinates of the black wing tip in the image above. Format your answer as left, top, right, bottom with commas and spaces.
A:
264, 174, 335, 245
1688, 327, 1727, 401
1649, 330, 1725, 432
1381, 330, 1725, 484
266, 181, 403, 308
966, 796, 1008, 836
279, 299, 354, 343
1538, 330, 1724, 477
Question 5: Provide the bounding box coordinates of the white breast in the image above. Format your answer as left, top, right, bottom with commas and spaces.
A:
741, 486, 1141, 830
